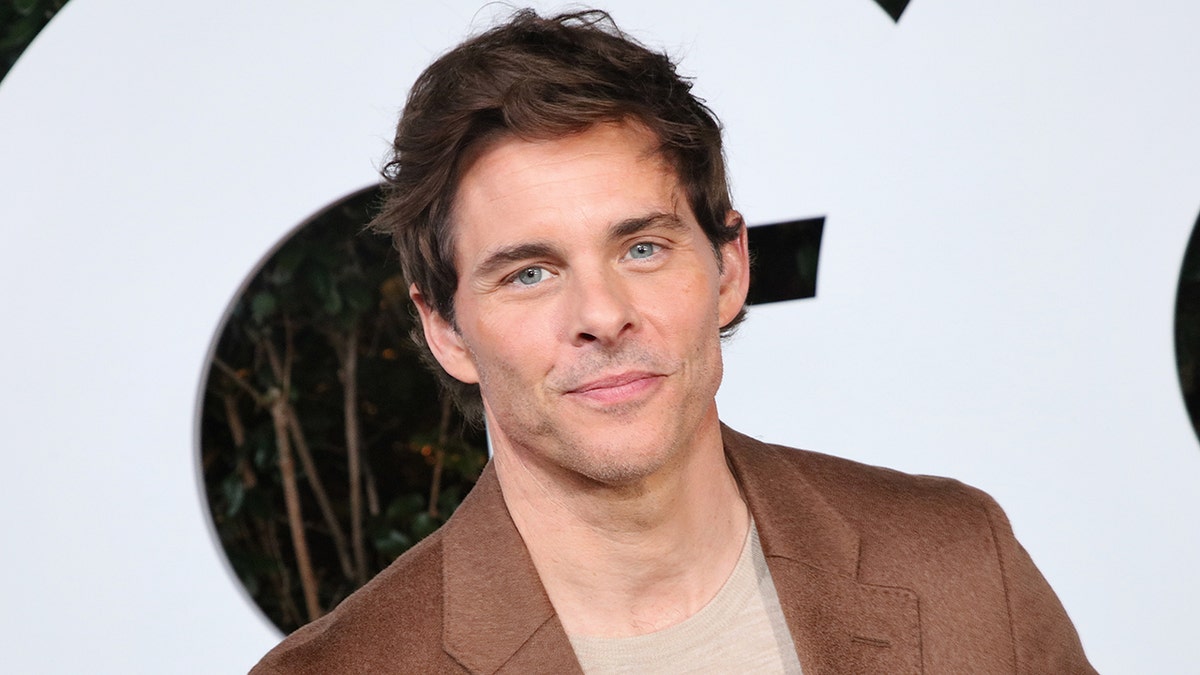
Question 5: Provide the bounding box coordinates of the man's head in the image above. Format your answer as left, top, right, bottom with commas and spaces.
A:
371, 9, 746, 420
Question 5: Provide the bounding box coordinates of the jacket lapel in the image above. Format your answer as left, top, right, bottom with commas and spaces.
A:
725, 426, 923, 674
440, 463, 583, 675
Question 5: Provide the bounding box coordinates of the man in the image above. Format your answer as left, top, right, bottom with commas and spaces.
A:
253, 9, 1095, 674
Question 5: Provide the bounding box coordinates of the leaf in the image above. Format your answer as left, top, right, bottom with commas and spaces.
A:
384, 493, 424, 521
250, 430, 276, 470
237, 571, 260, 598
373, 529, 412, 558
250, 292, 277, 324
222, 474, 247, 517
437, 484, 464, 517
411, 511, 438, 539
268, 244, 306, 285
323, 286, 343, 315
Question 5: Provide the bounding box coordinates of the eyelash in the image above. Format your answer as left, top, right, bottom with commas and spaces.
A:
507, 266, 550, 286
502, 241, 665, 287
627, 241, 660, 260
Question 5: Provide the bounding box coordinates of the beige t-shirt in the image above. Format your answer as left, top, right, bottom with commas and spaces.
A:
568, 522, 804, 674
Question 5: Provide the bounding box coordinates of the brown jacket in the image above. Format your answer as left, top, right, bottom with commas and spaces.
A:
252, 426, 1096, 674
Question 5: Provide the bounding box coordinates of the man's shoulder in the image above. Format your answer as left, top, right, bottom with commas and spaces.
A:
728, 426, 991, 502
249, 527, 453, 675
726, 428, 1096, 673
724, 425, 1003, 541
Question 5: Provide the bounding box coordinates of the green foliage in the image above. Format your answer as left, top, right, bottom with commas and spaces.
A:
200, 186, 486, 633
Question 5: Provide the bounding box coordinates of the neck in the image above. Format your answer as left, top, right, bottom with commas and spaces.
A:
491, 416, 749, 638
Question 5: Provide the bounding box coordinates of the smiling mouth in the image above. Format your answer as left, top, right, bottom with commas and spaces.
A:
565, 371, 664, 406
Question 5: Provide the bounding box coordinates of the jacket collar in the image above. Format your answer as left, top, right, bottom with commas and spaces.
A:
440, 426, 921, 674
724, 425, 923, 674
723, 425, 859, 574
441, 461, 583, 674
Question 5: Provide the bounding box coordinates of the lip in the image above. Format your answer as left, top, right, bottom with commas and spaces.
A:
564, 370, 664, 406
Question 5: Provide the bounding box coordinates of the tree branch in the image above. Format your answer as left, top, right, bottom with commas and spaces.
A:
333, 325, 368, 585
212, 358, 267, 407
363, 452, 381, 517
222, 392, 256, 489
284, 405, 355, 582
269, 395, 321, 622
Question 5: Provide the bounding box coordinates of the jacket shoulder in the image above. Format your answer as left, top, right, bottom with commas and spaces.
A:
741, 434, 1023, 581
250, 528, 459, 674
734, 430, 992, 523
726, 427, 1095, 674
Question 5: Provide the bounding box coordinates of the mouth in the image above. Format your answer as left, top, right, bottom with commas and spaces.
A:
564, 371, 665, 406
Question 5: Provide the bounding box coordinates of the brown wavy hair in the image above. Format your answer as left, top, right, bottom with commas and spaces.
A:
370, 8, 744, 420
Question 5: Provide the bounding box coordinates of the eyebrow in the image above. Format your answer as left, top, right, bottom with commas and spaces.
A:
608, 212, 687, 240
472, 212, 688, 280
473, 241, 562, 280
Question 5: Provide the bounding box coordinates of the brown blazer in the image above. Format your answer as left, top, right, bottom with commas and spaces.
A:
251, 426, 1096, 674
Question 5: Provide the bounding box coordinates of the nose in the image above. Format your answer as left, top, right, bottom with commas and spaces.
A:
568, 267, 637, 347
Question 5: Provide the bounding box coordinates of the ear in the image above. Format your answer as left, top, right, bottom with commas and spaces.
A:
409, 284, 480, 385
717, 210, 750, 326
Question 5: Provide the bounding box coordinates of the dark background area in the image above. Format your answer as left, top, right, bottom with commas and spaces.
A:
1, 0, 66, 82
1175, 213, 1200, 443
200, 187, 487, 632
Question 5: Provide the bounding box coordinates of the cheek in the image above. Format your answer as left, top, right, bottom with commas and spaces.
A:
650, 289, 721, 355
468, 304, 557, 380
668, 269, 723, 327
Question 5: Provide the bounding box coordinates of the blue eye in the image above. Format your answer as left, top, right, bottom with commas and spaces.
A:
513, 267, 545, 285
629, 242, 658, 259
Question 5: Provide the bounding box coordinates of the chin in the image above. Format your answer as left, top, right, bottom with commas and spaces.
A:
485, 393, 706, 487
554, 432, 682, 488
573, 456, 664, 487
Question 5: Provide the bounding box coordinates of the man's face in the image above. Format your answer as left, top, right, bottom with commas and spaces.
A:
414, 121, 748, 486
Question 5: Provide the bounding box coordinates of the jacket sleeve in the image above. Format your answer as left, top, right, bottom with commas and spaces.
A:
977, 490, 1098, 674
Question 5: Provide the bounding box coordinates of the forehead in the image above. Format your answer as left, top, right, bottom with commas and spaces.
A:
457, 121, 673, 202
449, 122, 683, 259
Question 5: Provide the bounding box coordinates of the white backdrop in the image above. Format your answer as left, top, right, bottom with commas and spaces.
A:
1, 1, 1196, 672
